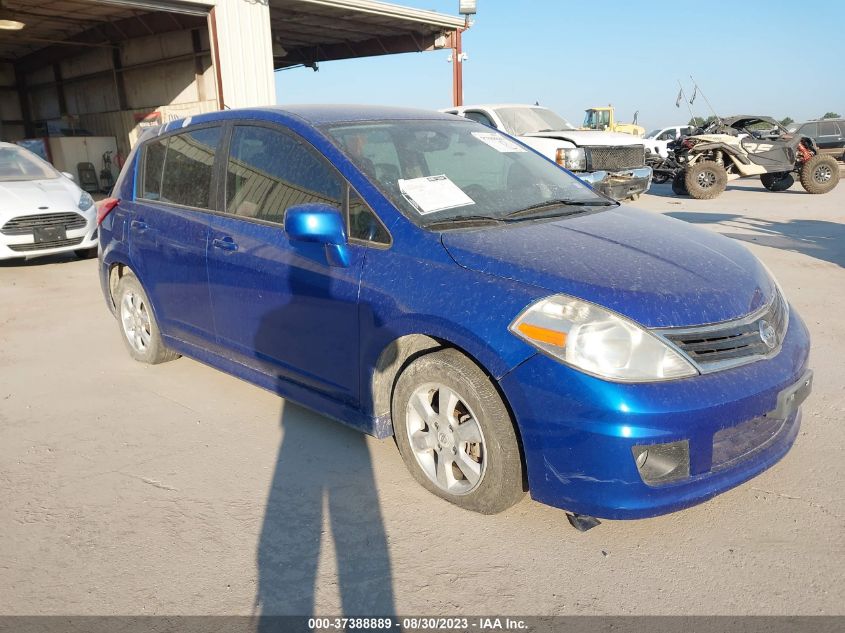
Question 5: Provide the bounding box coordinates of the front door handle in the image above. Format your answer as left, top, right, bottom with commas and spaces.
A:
130, 220, 149, 232
212, 236, 238, 252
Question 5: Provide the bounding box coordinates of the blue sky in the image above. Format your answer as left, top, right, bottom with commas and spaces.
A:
274, 1, 845, 131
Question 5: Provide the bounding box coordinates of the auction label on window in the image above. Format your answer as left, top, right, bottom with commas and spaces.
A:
472, 131, 526, 153
398, 175, 475, 215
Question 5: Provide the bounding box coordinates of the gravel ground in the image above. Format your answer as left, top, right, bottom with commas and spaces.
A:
1, 176, 843, 616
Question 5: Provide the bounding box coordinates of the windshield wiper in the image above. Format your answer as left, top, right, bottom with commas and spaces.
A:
504, 198, 614, 220
424, 215, 504, 230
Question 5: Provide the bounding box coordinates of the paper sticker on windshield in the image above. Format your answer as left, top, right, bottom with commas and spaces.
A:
472, 132, 526, 153
398, 175, 475, 215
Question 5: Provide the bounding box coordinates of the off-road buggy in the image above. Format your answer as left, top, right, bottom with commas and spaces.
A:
648, 115, 840, 199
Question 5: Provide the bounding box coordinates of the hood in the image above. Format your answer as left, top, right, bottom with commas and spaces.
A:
0, 178, 82, 219
521, 129, 643, 147
440, 207, 774, 328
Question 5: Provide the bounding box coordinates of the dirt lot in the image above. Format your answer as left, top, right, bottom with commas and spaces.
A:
1, 176, 843, 616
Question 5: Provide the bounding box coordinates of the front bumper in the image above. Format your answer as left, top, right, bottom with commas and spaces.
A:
498, 309, 811, 519
578, 166, 652, 200
0, 208, 98, 260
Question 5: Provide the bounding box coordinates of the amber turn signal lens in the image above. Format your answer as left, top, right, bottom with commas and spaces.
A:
517, 323, 566, 347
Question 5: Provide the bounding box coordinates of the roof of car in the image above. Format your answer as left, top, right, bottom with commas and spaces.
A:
449, 104, 551, 111
200, 104, 458, 126
720, 115, 779, 127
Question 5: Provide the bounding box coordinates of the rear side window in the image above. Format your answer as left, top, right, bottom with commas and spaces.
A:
141, 126, 222, 209
225, 125, 342, 224
465, 111, 496, 128
818, 121, 840, 136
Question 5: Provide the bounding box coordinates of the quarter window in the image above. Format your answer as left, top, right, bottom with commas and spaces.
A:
225, 125, 342, 224
141, 138, 167, 200
348, 189, 390, 245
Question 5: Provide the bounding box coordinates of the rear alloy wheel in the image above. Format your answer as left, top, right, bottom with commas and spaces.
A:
799, 154, 840, 194
115, 274, 180, 364
671, 172, 688, 195
760, 172, 795, 191
684, 160, 727, 199
392, 348, 524, 514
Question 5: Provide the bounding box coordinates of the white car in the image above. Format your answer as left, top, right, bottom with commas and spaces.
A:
0, 142, 98, 261
642, 125, 696, 158
442, 104, 651, 200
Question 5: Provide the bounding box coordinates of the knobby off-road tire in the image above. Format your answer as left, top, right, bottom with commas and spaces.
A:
685, 161, 728, 199
671, 172, 688, 196
760, 172, 795, 192
115, 273, 180, 364
799, 154, 840, 194
392, 348, 524, 514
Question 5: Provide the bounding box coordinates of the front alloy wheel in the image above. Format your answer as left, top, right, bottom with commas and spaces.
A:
406, 382, 487, 495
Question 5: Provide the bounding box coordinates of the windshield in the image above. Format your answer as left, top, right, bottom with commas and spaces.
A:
646, 129, 661, 139
0, 146, 59, 182
582, 109, 610, 130
325, 119, 610, 227
494, 107, 576, 135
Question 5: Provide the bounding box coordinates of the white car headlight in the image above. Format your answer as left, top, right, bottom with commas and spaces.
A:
78, 191, 95, 211
555, 147, 586, 171
510, 295, 698, 382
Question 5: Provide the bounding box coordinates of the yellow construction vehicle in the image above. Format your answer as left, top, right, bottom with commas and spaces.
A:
581, 105, 645, 136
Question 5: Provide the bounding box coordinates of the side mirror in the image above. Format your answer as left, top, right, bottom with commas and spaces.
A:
284, 203, 350, 267
61, 171, 76, 182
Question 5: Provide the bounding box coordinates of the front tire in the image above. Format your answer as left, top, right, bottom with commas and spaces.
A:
760, 172, 794, 191
799, 154, 840, 194
115, 273, 180, 364
392, 348, 524, 514
685, 161, 727, 199
671, 172, 688, 195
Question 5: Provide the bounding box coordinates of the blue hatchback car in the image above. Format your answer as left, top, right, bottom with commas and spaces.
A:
98, 105, 812, 521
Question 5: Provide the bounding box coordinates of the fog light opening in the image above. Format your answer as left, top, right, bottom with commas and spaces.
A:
632, 440, 690, 485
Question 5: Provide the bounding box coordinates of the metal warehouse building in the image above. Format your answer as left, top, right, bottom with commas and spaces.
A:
0, 0, 465, 162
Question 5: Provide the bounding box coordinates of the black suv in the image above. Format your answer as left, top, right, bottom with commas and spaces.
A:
794, 119, 845, 160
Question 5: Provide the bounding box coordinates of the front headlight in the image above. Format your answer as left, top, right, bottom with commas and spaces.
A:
509, 294, 698, 382
555, 147, 586, 171
78, 191, 95, 211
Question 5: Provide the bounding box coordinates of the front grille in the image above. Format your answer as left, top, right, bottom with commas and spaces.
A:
8, 236, 84, 252
584, 145, 645, 171
711, 414, 793, 471
660, 290, 788, 371
1, 212, 87, 236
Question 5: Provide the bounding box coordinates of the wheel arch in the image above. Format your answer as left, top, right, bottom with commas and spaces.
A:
370, 332, 529, 490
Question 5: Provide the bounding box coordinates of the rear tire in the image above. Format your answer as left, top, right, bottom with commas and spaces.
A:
760, 172, 794, 191
115, 273, 180, 365
671, 172, 688, 195
74, 247, 98, 259
799, 154, 840, 194
684, 161, 727, 199
392, 348, 524, 514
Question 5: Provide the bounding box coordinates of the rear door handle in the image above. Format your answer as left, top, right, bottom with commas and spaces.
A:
130, 220, 149, 231
212, 236, 238, 252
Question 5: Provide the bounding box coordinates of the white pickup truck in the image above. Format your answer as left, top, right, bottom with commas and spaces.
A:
442, 104, 652, 200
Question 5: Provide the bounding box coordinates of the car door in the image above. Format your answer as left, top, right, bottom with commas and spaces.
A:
816, 120, 844, 157
128, 125, 223, 347
206, 123, 370, 405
